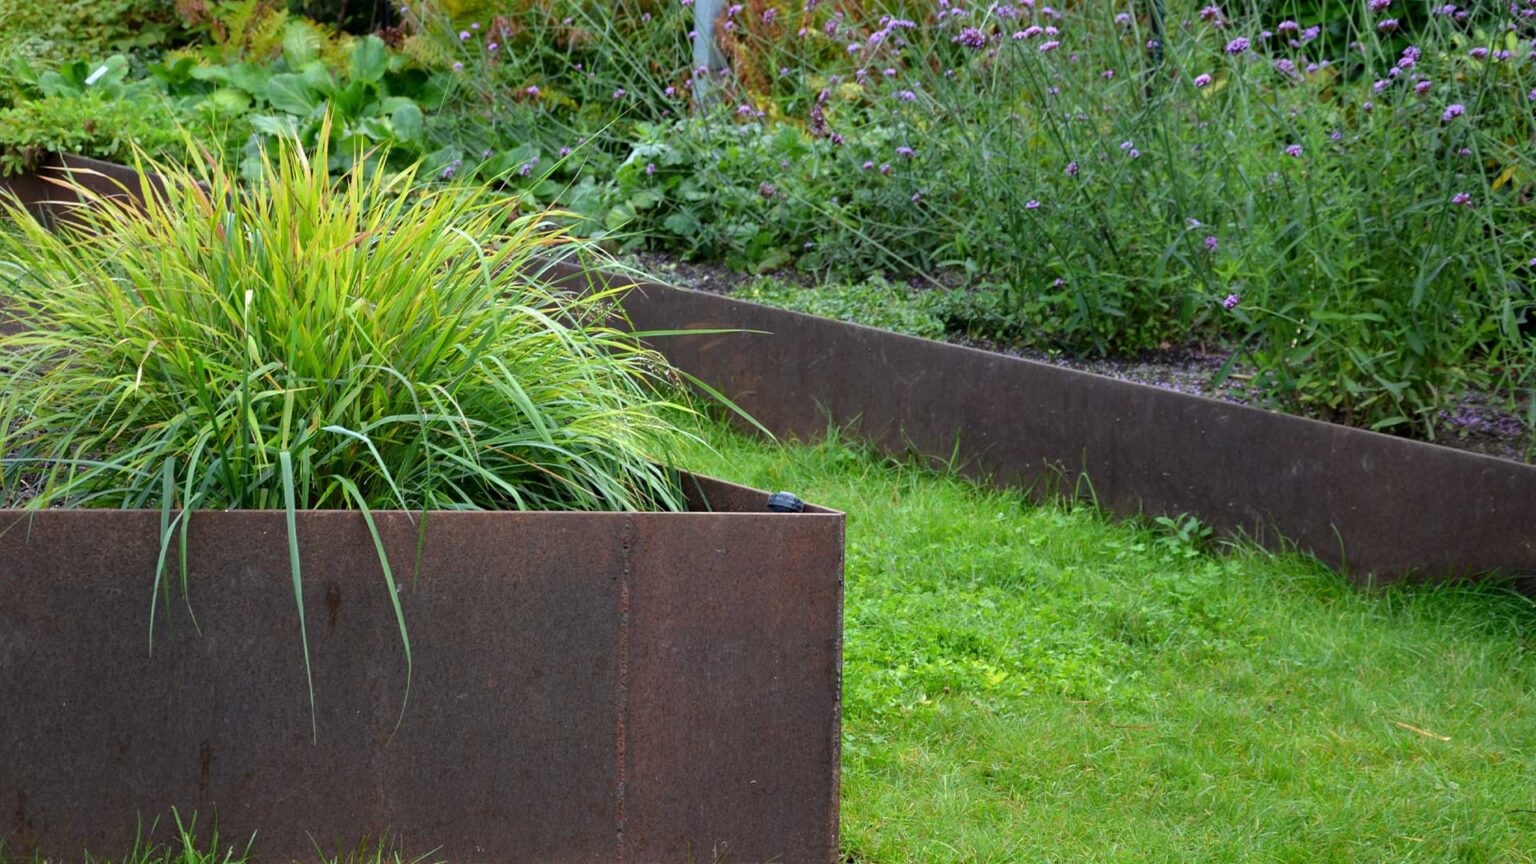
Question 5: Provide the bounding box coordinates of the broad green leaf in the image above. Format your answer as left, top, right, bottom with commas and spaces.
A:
266, 73, 320, 116
351, 36, 389, 84
391, 103, 424, 143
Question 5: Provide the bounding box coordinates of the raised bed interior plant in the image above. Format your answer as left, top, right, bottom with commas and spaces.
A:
0, 133, 844, 862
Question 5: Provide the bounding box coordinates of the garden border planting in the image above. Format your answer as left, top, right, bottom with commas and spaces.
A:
545, 263, 1536, 587
0, 473, 845, 863
8, 155, 1533, 585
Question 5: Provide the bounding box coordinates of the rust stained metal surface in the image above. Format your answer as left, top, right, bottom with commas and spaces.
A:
0, 473, 845, 863
0, 152, 157, 226
555, 263, 1536, 585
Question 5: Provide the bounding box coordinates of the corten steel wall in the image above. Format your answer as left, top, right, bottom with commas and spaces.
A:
0, 475, 845, 863
0, 152, 156, 226
541, 262, 1536, 585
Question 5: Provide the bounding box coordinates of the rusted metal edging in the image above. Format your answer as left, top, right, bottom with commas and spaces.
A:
0, 472, 845, 863
543, 261, 1536, 586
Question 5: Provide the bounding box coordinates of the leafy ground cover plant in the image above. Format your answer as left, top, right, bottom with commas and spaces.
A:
0, 131, 699, 732
0, 55, 194, 175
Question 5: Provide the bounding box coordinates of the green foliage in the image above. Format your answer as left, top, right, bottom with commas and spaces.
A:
417, 0, 1536, 441
735, 275, 948, 340
0, 89, 184, 176
0, 0, 183, 66
173, 0, 346, 66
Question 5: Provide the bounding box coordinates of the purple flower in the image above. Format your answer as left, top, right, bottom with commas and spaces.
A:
1194, 73, 1213, 88
896, 146, 915, 158
879, 163, 892, 175
1223, 293, 1240, 309
1415, 80, 1432, 95
1205, 235, 1219, 251
897, 89, 917, 102
1368, 0, 1391, 10
1469, 47, 1489, 59
645, 163, 655, 176
451, 62, 464, 73
1285, 144, 1303, 157
1377, 18, 1399, 31
958, 27, 987, 49
458, 30, 471, 40
1065, 161, 1079, 176
911, 192, 922, 203
487, 42, 498, 51
1441, 103, 1465, 122
1225, 37, 1250, 55
613, 88, 627, 99
1199, 5, 1223, 23
1025, 200, 1041, 209
759, 182, 777, 199
1039, 40, 1060, 52
1451, 192, 1472, 206
526, 85, 540, 96
862, 161, 875, 171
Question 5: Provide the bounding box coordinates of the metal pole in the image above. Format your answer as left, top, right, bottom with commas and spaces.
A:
693, 0, 726, 108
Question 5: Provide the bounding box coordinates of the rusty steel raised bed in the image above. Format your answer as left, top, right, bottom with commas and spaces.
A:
540, 262, 1536, 587
0, 474, 845, 863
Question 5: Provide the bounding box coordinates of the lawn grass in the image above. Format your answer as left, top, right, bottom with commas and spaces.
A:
677, 419, 1536, 864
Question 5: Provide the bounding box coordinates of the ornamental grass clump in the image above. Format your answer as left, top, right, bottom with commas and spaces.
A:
0, 137, 699, 732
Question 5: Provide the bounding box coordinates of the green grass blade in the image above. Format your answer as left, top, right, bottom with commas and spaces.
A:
280, 450, 318, 743
334, 474, 413, 739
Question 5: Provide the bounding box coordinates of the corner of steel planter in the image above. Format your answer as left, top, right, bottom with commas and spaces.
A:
0, 473, 845, 863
